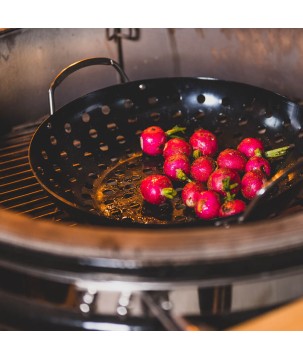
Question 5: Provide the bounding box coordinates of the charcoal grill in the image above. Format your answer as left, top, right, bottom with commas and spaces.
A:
1, 28, 303, 330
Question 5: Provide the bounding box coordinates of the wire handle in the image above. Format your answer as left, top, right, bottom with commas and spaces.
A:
48, 57, 129, 115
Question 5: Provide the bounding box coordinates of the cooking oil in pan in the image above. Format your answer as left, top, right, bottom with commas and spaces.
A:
92, 153, 197, 225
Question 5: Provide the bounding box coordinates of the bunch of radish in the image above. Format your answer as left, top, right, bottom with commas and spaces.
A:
139, 125, 289, 220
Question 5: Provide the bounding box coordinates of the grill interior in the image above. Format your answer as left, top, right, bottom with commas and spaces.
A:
0, 119, 77, 225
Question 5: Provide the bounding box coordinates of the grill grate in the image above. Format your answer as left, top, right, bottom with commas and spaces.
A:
0, 119, 77, 225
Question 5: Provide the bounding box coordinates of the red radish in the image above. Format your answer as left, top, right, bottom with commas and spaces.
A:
181, 182, 206, 208
140, 174, 176, 205
219, 199, 246, 217
194, 190, 221, 220
207, 168, 241, 196
189, 129, 218, 158
217, 148, 247, 172
163, 138, 192, 159
140, 126, 166, 156
140, 125, 187, 156
190, 156, 216, 183
245, 155, 271, 177
163, 154, 191, 181
237, 137, 264, 158
241, 170, 266, 200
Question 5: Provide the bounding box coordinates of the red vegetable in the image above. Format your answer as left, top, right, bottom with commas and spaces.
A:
217, 148, 247, 172
140, 174, 176, 205
189, 129, 218, 158
207, 168, 241, 196
163, 154, 191, 181
245, 155, 271, 177
190, 156, 216, 183
194, 190, 221, 220
237, 137, 264, 158
241, 170, 266, 200
140, 126, 167, 156
181, 182, 205, 208
219, 199, 246, 217
163, 138, 192, 159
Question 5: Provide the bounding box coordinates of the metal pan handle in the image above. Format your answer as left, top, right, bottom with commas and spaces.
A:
48, 57, 129, 115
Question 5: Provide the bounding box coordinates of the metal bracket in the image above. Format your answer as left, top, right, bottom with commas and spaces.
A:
106, 29, 140, 74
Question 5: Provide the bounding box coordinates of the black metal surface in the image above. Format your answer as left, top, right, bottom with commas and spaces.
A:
29, 66, 303, 227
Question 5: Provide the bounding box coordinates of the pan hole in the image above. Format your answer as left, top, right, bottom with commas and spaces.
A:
98, 163, 107, 170
73, 139, 81, 148
150, 112, 161, 121
124, 99, 134, 109
100, 145, 109, 151
50, 136, 57, 145
143, 168, 153, 174
259, 108, 267, 116
258, 126, 267, 135
107, 122, 117, 130
103, 189, 114, 195
172, 110, 182, 119
84, 151, 93, 157
60, 151, 68, 159
194, 110, 205, 119
101, 105, 111, 115
64, 123, 72, 133
123, 193, 134, 199
218, 113, 228, 124
274, 134, 285, 144
176, 203, 186, 210
130, 202, 140, 209
298, 129, 303, 139
107, 179, 117, 185
125, 183, 135, 189
221, 97, 231, 107
68, 177, 77, 183
148, 96, 159, 105
116, 135, 126, 144
128, 117, 138, 124
139, 83, 146, 90
82, 113, 90, 123
135, 130, 142, 136
238, 117, 248, 126
110, 157, 118, 163
88, 172, 98, 179
41, 150, 48, 160
89, 129, 98, 138
197, 94, 205, 104
214, 128, 223, 136
53, 164, 62, 173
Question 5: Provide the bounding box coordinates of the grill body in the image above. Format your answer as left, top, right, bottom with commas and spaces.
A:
1, 28, 303, 330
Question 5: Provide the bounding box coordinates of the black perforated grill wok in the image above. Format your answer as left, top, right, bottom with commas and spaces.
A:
29, 57, 303, 227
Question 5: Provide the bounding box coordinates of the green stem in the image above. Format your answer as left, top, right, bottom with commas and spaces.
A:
162, 187, 177, 199
176, 169, 192, 182
165, 125, 187, 137
193, 149, 201, 159
264, 145, 291, 159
